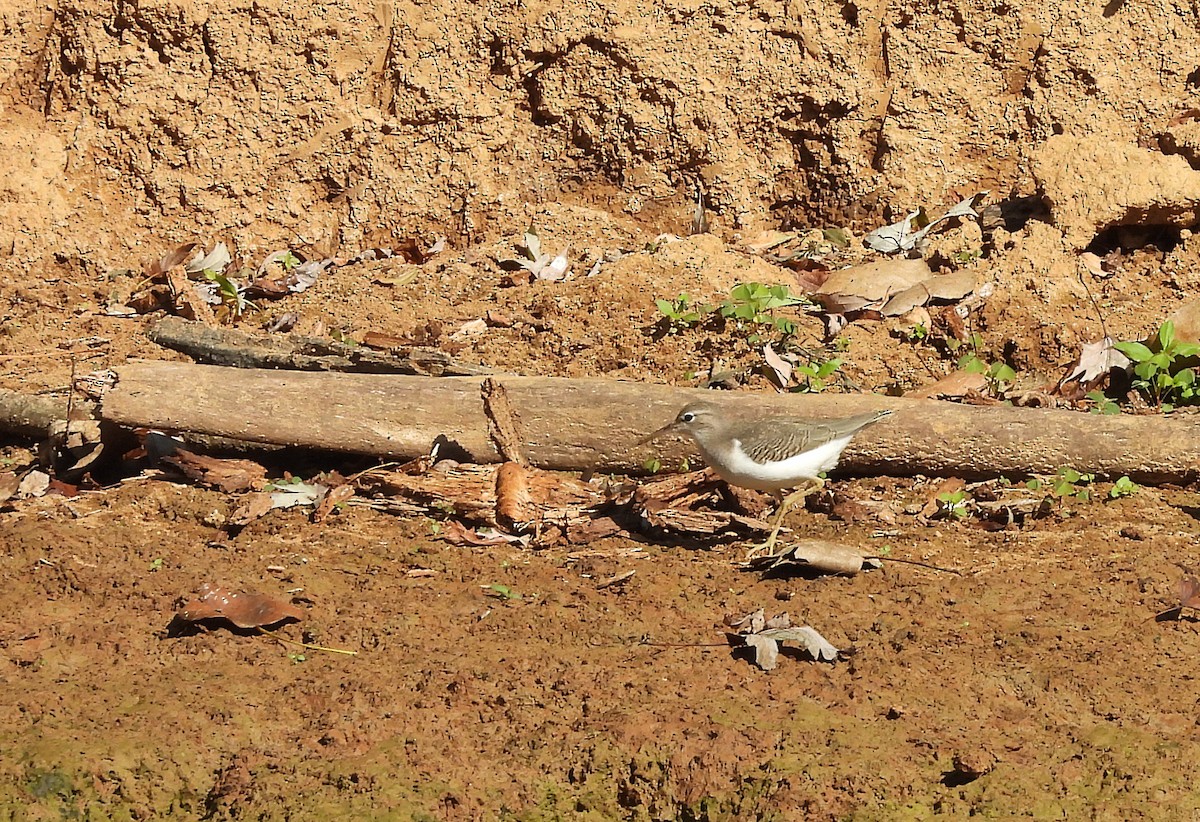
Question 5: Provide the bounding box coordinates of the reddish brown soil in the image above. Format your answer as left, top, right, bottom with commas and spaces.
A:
4, 0, 1200, 819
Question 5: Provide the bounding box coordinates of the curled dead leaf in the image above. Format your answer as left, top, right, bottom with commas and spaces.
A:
495, 462, 533, 528
743, 539, 881, 576
312, 483, 354, 523
163, 449, 268, 493
177, 583, 304, 629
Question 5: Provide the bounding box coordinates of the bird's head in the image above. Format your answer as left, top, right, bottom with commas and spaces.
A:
640, 401, 725, 445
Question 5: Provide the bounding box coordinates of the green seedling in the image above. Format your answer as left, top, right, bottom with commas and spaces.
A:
289, 652, 307, 664
718, 282, 808, 336
958, 344, 1016, 395
793, 357, 843, 393
1086, 390, 1121, 415
643, 457, 663, 474
1029, 467, 1095, 501
1114, 321, 1200, 411
654, 294, 712, 332
148, 557, 164, 572
279, 251, 301, 271
205, 269, 254, 317
1109, 475, 1139, 498
936, 488, 970, 519
484, 583, 523, 601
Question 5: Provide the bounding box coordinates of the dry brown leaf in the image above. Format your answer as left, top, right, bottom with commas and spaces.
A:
724, 608, 840, 669
0, 472, 18, 504
229, 491, 276, 526
125, 284, 174, 314
904, 369, 989, 399
814, 258, 933, 314
312, 483, 354, 523
1170, 297, 1200, 345
442, 519, 528, 546
744, 539, 880, 576
1055, 337, 1131, 392
762, 342, 793, 390
1181, 577, 1200, 610
146, 242, 200, 277
495, 462, 533, 527
879, 271, 977, 316
741, 230, 797, 254
16, 470, 50, 499
177, 583, 304, 629
782, 259, 832, 294
596, 569, 636, 589
165, 264, 218, 325
163, 450, 268, 493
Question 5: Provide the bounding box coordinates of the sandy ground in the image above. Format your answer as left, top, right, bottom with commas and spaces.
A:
5, 0, 1200, 819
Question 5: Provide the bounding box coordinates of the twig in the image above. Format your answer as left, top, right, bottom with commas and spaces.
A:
259, 628, 358, 656
869, 556, 962, 575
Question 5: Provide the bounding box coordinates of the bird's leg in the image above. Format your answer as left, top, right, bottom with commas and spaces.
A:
745, 478, 824, 560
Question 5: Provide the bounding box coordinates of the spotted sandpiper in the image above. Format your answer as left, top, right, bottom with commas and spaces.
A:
644, 401, 892, 555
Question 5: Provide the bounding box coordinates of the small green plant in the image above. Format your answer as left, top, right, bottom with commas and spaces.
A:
1029, 467, 1095, 501
329, 327, 359, 347
205, 270, 254, 317
643, 457, 663, 474
279, 251, 301, 271
833, 336, 852, 352
1085, 389, 1121, 415
936, 488, 971, 519
822, 227, 851, 248
958, 345, 1016, 395
954, 248, 982, 264
654, 294, 712, 332
484, 583, 523, 601
288, 652, 307, 664
718, 282, 808, 336
148, 557, 163, 572
1114, 321, 1200, 411
793, 357, 843, 393
1109, 475, 1139, 498
903, 322, 929, 342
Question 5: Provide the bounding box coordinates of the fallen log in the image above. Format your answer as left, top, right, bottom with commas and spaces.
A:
0, 390, 85, 438
148, 315, 494, 376
101, 360, 1200, 483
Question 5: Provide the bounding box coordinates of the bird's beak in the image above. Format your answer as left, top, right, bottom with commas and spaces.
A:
637, 420, 679, 446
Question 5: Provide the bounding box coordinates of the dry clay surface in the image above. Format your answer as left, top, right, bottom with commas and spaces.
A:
4, 0, 1200, 818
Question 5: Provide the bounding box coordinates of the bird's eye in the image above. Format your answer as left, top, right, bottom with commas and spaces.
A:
682, 412, 696, 423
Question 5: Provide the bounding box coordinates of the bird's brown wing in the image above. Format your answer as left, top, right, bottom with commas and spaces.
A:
734, 411, 890, 463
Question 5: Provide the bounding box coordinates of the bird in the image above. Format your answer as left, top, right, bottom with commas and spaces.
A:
643, 401, 892, 555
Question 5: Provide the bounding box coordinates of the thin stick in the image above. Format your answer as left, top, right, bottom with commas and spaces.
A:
869, 556, 962, 575
259, 628, 358, 656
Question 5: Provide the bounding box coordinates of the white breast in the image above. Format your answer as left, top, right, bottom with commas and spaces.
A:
703, 435, 855, 491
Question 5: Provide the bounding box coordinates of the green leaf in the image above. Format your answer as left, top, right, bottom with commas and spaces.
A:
990, 363, 1016, 383
959, 355, 987, 374
1159, 321, 1176, 349
1114, 341, 1153, 362
822, 227, 850, 247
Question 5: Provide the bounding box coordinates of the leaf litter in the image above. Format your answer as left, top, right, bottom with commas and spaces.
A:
177, 583, 305, 629
724, 608, 841, 670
